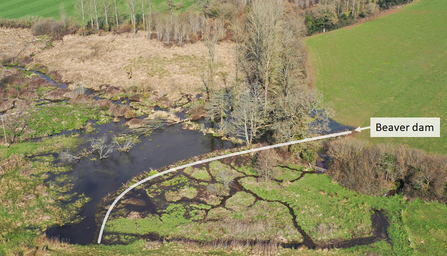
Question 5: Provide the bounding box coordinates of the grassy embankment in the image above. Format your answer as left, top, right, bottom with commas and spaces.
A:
0, 0, 195, 20
306, 0, 447, 153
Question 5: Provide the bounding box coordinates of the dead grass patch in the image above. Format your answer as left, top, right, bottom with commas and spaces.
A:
26, 30, 235, 102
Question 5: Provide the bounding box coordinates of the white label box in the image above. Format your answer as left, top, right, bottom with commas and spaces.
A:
370, 117, 440, 137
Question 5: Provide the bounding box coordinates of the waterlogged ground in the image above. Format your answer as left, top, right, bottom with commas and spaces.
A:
102, 153, 405, 252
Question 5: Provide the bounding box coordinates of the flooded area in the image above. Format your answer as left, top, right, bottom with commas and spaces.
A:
14, 67, 360, 247
46, 121, 234, 245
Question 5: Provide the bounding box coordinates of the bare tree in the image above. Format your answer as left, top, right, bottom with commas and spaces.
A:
155, 16, 163, 41
141, 0, 146, 31
189, 12, 199, 36
87, 0, 95, 29
102, 0, 112, 28
75, 0, 87, 26
60, 150, 80, 164
113, 0, 119, 27
256, 149, 280, 181
126, 0, 137, 35
113, 134, 138, 152
217, 169, 235, 189
201, 27, 217, 101
226, 88, 264, 145
164, 19, 172, 44
206, 88, 233, 127
173, 15, 180, 43
146, 0, 152, 39
179, 22, 187, 45
90, 135, 116, 159
93, 0, 100, 30
244, 0, 284, 115
59, 3, 67, 27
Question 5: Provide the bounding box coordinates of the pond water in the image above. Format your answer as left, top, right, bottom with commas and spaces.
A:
45, 121, 234, 245
18, 67, 358, 246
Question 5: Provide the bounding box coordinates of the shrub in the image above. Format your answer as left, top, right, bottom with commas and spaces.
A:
31, 19, 67, 38
327, 138, 447, 200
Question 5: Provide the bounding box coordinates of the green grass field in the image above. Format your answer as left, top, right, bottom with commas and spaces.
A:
0, 0, 76, 20
0, 0, 195, 20
306, 0, 447, 153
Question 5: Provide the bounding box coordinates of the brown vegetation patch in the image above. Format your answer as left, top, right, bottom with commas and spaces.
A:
125, 118, 147, 129
27, 30, 235, 102
20, 91, 39, 100
0, 100, 15, 112
93, 99, 113, 108
127, 211, 143, 220
14, 99, 34, 110
104, 86, 121, 96
108, 105, 130, 117
29, 77, 51, 87
0, 28, 44, 62
71, 95, 95, 105
129, 94, 143, 102
45, 89, 71, 100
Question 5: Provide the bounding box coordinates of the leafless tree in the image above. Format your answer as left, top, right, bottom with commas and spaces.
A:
272, 88, 331, 150
155, 19, 163, 41
244, 0, 284, 116
90, 135, 116, 159
206, 88, 233, 127
87, 0, 95, 29
59, 3, 67, 27
164, 19, 172, 44
141, 0, 146, 31
75, 0, 87, 26
126, 0, 137, 35
173, 15, 180, 43
93, 0, 100, 30
113, 0, 119, 27
60, 150, 80, 164
102, 0, 112, 28
207, 183, 226, 196
225, 88, 264, 145
146, 0, 152, 39
189, 12, 199, 36
217, 169, 235, 189
201, 30, 216, 101
256, 148, 280, 181
113, 134, 138, 152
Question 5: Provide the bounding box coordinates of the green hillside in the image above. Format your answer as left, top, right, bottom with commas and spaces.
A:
0, 0, 75, 19
0, 0, 195, 20
306, 0, 447, 153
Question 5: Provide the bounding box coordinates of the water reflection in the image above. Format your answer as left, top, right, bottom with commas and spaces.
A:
46, 123, 234, 245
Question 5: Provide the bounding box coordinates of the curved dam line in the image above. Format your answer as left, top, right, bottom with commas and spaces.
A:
97, 129, 356, 244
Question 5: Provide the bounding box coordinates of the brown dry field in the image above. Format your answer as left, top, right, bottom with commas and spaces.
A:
1, 28, 236, 101
0, 28, 43, 62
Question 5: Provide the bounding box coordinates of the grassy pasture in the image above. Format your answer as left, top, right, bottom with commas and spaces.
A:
306, 0, 447, 153
0, 0, 195, 20
0, 0, 76, 20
